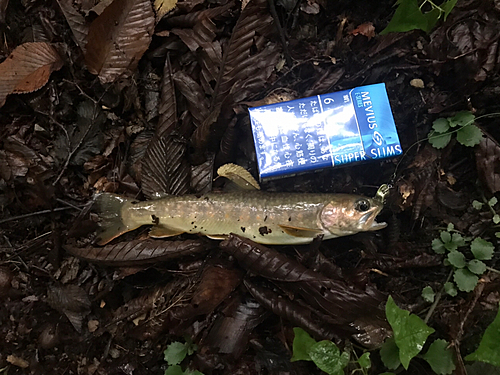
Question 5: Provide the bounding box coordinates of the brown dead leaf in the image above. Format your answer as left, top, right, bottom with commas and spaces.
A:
7, 355, 29, 369
56, 0, 89, 51
350, 22, 375, 39
476, 136, 500, 193
85, 0, 155, 83
0, 42, 63, 107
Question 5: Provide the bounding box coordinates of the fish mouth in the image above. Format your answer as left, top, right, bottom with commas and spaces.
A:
361, 209, 387, 231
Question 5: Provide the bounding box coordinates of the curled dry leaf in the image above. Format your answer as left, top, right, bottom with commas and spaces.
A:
65, 239, 207, 266
476, 136, 500, 193
349, 22, 376, 39
217, 163, 260, 190
84, 0, 155, 83
0, 42, 63, 107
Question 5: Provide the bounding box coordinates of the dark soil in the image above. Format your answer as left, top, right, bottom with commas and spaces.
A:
1, 0, 500, 374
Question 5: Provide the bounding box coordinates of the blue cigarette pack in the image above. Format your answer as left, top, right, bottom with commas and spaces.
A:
249, 83, 402, 180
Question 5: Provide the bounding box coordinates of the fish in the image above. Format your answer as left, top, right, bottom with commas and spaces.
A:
94, 191, 387, 246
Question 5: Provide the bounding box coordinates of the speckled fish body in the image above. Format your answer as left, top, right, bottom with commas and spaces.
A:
96, 191, 386, 245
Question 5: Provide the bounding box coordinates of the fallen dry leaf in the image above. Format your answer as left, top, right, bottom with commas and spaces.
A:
84, 0, 155, 83
7, 355, 29, 369
350, 22, 376, 39
0, 42, 63, 107
155, 0, 177, 21
56, 0, 89, 51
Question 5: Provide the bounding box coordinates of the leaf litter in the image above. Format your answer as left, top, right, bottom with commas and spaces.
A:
1, 0, 500, 373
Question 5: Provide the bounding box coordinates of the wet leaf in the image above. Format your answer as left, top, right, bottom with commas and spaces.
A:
454, 268, 478, 292
476, 137, 500, 194
385, 296, 434, 369
465, 303, 500, 367
85, 0, 155, 83
56, 0, 89, 51
0, 42, 63, 107
422, 339, 456, 375
308, 340, 350, 375
470, 238, 494, 260
65, 239, 207, 266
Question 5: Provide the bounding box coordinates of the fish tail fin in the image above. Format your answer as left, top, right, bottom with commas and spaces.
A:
94, 193, 136, 245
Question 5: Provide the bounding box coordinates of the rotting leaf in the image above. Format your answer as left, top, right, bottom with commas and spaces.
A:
85, 0, 155, 83
65, 239, 207, 266
56, 0, 89, 51
46, 285, 91, 332
0, 42, 63, 107
475, 137, 500, 194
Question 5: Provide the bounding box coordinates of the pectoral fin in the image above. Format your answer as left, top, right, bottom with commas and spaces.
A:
206, 234, 228, 240
149, 226, 185, 238
278, 225, 323, 238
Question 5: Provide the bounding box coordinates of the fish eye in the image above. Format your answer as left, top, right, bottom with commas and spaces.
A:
355, 199, 370, 212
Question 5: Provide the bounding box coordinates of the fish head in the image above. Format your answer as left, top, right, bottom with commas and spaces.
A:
319, 195, 387, 237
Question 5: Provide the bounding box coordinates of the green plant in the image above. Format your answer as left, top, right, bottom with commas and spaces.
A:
428, 111, 483, 149
381, 0, 457, 34
465, 303, 500, 367
291, 327, 370, 375
431, 223, 495, 293
381, 296, 456, 374
163, 340, 203, 375
472, 197, 500, 238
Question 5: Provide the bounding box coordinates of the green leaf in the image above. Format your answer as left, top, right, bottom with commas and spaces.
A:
467, 259, 487, 275
428, 130, 452, 149
447, 250, 466, 268
447, 223, 455, 231
422, 339, 456, 375
381, 0, 439, 34
422, 286, 435, 303
165, 365, 184, 375
358, 352, 371, 369
456, 125, 483, 147
385, 296, 435, 369
380, 337, 401, 370
164, 342, 188, 366
470, 238, 494, 260
432, 238, 446, 254
472, 200, 484, 210
291, 327, 316, 362
465, 303, 500, 367
444, 281, 458, 297
441, 0, 458, 20
440, 231, 451, 243
488, 197, 498, 207
496, 232, 500, 239
454, 268, 478, 292
493, 215, 500, 225
450, 111, 475, 127
308, 340, 349, 375
433, 118, 450, 133
451, 233, 465, 247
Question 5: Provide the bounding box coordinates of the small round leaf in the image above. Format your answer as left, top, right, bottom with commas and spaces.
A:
454, 268, 478, 292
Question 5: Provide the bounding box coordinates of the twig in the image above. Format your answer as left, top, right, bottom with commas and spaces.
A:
424, 269, 453, 324
267, 0, 292, 68
0, 207, 73, 225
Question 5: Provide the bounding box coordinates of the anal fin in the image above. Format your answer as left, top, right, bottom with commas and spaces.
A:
149, 226, 185, 238
278, 224, 323, 238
